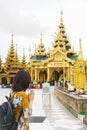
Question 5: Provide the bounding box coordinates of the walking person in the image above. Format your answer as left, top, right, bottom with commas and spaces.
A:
10, 69, 34, 130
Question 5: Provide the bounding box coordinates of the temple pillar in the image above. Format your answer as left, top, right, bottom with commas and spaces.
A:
47, 68, 50, 82
36, 69, 39, 82
35, 68, 38, 81
31, 68, 34, 81
7, 77, 10, 84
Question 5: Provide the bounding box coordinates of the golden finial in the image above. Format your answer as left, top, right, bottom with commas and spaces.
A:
23, 48, 25, 53
40, 33, 42, 44
35, 44, 36, 53
60, 10, 63, 23
22, 48, 25, 58
78, 38, 83, 59
11, 33, 13, 43
79, 38, 82, 50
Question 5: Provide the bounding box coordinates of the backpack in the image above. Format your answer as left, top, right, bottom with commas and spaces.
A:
0, 95, 23, 130
0, 96, 15, 130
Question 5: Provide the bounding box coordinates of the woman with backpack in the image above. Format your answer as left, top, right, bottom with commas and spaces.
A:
11, 69, 34, 130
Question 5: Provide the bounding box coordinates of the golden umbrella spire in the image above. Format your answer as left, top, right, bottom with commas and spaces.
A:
60, 10, 63, 23
11, 33, 13, 44
78, 38, 83, 59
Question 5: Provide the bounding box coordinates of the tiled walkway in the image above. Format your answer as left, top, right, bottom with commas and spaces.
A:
0, 87, 87, 130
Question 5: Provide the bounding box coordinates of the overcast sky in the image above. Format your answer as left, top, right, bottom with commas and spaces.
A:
0, 0, 87, 62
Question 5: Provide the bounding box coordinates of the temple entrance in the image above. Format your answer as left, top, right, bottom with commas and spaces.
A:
2, 77, 7, 85
10, 77, 14, 84
52, 70, 63, 82
39, 70, 47, 82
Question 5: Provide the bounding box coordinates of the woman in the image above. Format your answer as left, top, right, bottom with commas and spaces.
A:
11, 69, 34, 130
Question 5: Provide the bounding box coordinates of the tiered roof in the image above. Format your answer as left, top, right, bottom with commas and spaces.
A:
52, 11, 77, 60
35, 33, 46, 57
21, 48, 26, 69
4, 34, 20, 72
31, 33, 48, 61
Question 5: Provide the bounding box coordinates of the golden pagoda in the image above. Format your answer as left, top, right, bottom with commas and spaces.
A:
0, 34, 21, 84
21, 48, 27, 69
0, 12, 87, 91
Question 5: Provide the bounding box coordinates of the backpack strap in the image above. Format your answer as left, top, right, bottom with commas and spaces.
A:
5, 91, 16, 102
16, 110, 23, 122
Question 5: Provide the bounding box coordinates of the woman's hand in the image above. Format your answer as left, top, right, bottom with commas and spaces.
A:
28, 90, 34, 103
28, 90, 34, 109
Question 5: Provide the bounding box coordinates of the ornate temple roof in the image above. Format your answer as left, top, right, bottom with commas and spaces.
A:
52, 11, 78, 61
21, 48, 26, 69
4, 34, 20, 72
35, 33, 46, 56
31, 33, 48, 61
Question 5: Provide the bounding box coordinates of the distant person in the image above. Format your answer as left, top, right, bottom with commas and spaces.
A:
65, 80, 68, 89
40, 82, 42, 89
10, 69, 34, 130
1, 83, 4, 88
57, 81, 60, 88
67, 81, 74, 91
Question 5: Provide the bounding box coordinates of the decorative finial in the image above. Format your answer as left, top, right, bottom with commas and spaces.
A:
23, 48, 25, 53
78, 38, 83, 59
79, 38, 82, 49
11, 33, 13, 43
40, 33, 42, 44
60, 11, 63, 23
35, 44, 36, 53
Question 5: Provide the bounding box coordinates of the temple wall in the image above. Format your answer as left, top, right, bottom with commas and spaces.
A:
54, 88, 87, 118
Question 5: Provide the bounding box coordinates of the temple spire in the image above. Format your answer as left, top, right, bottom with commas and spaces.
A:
60, 11, 63, 23
13, 43, 20, 69
35, 44, 36, 53
21, 48, 26, 69
52, 11, 70, 49
40, 33, 42, 44
78, 38, 83, 59
11, 33, 13, 44
35, 33, 46, 57
29, 46, 31, 59
52, 11, 77, 60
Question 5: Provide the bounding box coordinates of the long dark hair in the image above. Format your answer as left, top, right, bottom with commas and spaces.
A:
12, 69, 31, 92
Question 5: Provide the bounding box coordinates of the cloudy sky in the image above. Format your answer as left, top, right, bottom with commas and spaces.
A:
0, 0, 87, 62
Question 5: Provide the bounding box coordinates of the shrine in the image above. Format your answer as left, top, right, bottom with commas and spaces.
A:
0, 12, 87, 91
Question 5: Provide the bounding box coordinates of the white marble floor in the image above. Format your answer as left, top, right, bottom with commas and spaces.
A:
0, 87, 87, 130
